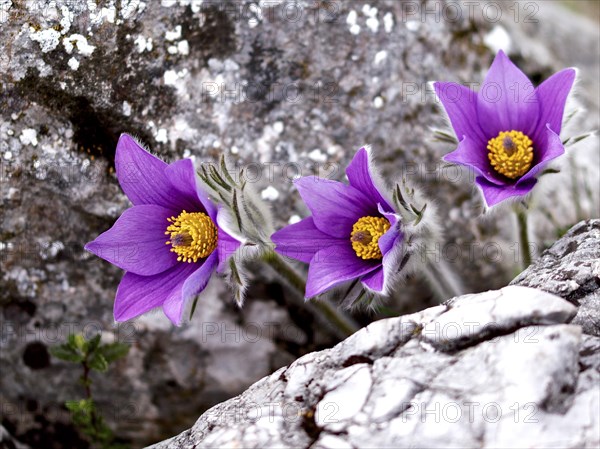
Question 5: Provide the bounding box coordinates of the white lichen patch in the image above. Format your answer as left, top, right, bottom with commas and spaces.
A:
374, 50, 387, 66
366, 16, 379, 33
121, 0, 144, 19
261, 186, 279, 201
134, 35, 153, 53
67, 57, 79, 70
165, 25, 182, 41
308, 148, 327, 162
0, 0, 11, 24
164, 69, 188, 86
177, 40, 189, 55
19, 128, 38, 147
383, 12, 394, 33
63, 34, 96, 56
155, 128, 169, 143
247, 3, 262, 28
406, 20, 420, 32
484, 25, 512, 54
122, 101, 132, 116
347, 10, 360, 35
29, 28, 61, 53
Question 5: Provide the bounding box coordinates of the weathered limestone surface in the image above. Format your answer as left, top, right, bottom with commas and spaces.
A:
511, 219, 600, 337
148, 220, 600, 449
1, 0, 599, 447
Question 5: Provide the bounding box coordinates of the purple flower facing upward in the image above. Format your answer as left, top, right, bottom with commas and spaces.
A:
271, 148, 405, 299
85, 134, 241, 325
434, 50, 576, 207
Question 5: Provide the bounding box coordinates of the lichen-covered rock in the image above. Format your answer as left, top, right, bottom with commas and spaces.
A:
1, 0, 598, 447
147, 283, 599, 449
512, 219, 600, 337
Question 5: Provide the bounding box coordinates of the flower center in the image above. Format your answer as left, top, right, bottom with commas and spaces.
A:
487, 130, 534, 179
165, 211, 218, 263
350, 216, 390, 260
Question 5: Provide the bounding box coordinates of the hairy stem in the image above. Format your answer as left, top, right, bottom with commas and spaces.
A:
423, 259, 465, 302
569, 156, 584, 221
81, 359, 98, 430
262, 250, 360, 338
515, 207, 533, 270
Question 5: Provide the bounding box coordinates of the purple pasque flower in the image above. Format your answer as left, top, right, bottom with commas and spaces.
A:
271, 147, 404, 298
85, 134, 241, 325
434, 50, 576, 207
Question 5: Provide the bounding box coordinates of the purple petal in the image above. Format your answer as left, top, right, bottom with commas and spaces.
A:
115, 134, 186, 210
346, 148, 392, 210
361, 267, 384, 292
444, 136, 505, 185
476, 176, 537, 207
533, 68, 576, 141
377, 204, 403, 257
163, 252, 218, 325
272, 217, 339, 264
521, 125, 566, 182
379, 226, 402, 258
165, 159, 218, 220
306, 242, 379, 298
217, 226, 242, 273
477, 50, 539, 137
433, 82, 486, 143
85, 205, 178, 276
114, 263, 198, 322
295, 176, 374, 239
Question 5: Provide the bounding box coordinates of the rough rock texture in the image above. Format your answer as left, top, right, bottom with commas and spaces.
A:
148, 282, 599, 448
512, 219, 600, 337
1, 0, 599, 447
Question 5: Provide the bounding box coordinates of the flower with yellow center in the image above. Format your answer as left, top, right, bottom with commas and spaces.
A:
165, 210, 218, 263
350, 216, 390, 260
435, 50, 577, 207
487, 130, 534, 179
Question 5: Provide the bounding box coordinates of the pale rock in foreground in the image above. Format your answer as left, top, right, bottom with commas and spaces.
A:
148, 222, 600, 449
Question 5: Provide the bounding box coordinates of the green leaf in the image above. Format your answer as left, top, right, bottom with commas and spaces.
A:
563, 108, 579, 126
189, 296, 200, 320
87, 334, 102, 354
50, 344, 84, 363
432, 129, 459, 145
98, 342, 130, 364
209, 165, 232, 191
220, 154, 237, 185
539, 168, 560, 177
229, 258, 242, 285
231, 189, 243, 231
88, 353, 109, 372
68, 333, 86, 351
393, 184, 409, 211
564, 132, 594, 147
411, 203, 427, 225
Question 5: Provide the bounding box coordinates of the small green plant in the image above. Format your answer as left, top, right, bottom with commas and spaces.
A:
50, 334, 130, 449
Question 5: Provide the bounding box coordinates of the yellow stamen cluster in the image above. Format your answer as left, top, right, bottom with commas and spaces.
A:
350, 216, 390, 260
487, 130, 534, 179
165, 211, 218, 263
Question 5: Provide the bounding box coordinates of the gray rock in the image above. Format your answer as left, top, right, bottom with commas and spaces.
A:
1, 0, 598, 447
147, 283, 598, 448
512, 219, 600, 337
